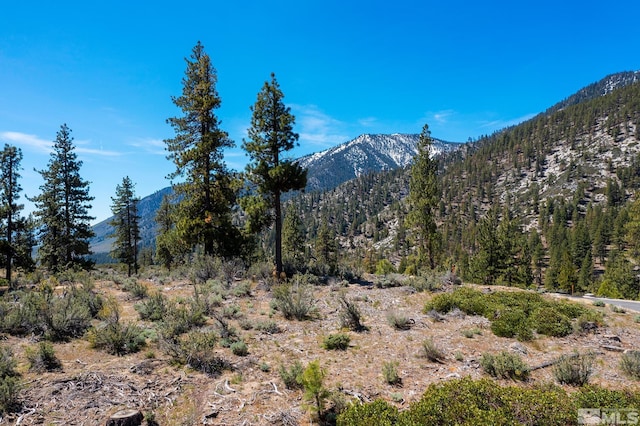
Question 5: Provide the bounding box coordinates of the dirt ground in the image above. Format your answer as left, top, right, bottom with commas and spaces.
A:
3, 275, 640, 425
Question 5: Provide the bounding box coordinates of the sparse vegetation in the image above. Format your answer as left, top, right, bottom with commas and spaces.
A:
26, 342, 62, 372
386, 311, 413, 330
420, 338, 446, 363
162, 329, 228, 376
230, 340, 248, 356
382, 361, 402, 386
480, 351, 530, 381
271, 277, 318, 320
553, 352, 594, 386
338, 292, 366, 332
88, 297, 146, 356
0, 347, 20, 414
620, 350, 640, 380
279, 361, 304, 390
300, 360, 329, 421
322, 333, 350, 350
461, 327, 482, 338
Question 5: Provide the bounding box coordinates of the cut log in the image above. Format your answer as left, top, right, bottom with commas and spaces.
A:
106, 409, 143, 426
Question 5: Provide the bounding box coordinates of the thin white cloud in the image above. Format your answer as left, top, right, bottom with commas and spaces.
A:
0, 131, 52, 153
75, 146, 122, 157
357, 117, 378, 127
290, 104, 350, 149
479, 113, 537, 129
66, 139, 122, 157
129, 137, 166, 155
1, 131, 121, 157
433, 109, 455, 124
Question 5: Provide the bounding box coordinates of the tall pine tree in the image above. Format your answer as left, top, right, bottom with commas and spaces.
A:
241, 73, 307, 276
282, 204, 306, 271
0, 144, 34, 285
405, 124, 440, 270
31, 124, 94, 272
109, 176, 140, 276
165, 41, 241, 258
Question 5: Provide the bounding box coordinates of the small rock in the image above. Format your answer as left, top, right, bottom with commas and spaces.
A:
602, 345, 625, 352
603, 334, 621, 342
509, 342, 528, 355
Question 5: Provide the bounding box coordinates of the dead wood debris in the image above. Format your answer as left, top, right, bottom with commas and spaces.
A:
8, 370, 188, 425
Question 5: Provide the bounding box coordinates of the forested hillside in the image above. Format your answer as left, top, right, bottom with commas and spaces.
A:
287, 78, 640, 298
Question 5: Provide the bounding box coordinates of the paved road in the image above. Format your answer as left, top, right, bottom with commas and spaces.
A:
581, 295, 640, 313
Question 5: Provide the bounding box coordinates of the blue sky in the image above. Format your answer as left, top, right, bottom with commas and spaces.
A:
1, 0, 639, 223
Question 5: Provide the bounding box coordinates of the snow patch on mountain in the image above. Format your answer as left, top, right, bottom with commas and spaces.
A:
297, 133, 462, 192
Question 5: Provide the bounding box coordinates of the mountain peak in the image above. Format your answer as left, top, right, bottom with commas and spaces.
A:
297, 133, 462, 192
547, 70, 640, 114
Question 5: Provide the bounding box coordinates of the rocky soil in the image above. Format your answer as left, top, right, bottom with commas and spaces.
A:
3, 275, 640, 425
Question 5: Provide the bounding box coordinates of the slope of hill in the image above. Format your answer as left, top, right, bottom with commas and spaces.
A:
90, 134, 461, 257
546, 70, 640, 114
90, 186, 172, 256
285, 72, 640, 288
297, 133, 462, 192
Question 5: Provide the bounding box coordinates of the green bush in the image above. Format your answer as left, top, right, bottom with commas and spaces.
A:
397, 378, 513, 425
231, 281, 252, 297
480, 351, 530, 381
230, 340, 248, 356
0, 283, 101, 342
620, 350, 640, 380
338, 293, 366, 332
135, 292, 168, 321
575, 309, 605, 333
323, 333, 351, 351
0, 347, 20, 414
490, 309, 533, 341
407, 274, 441, 292
0, 376, 21, 414
382, 361, 401, 386
211, 312, 240, 348
421, 339, 446, 363
339, 378, 640, 425
0, 347, 17, 379
157, 299, 206, 339
530, 307, 573, 337
279, 361, 304, 390
572, 385, 640, 409
26, 342, 62, 372
163, 329, 228, 376
88, 320, 146, 356
272, 279, 318, 320
337, 399, 398, 426
461, 328, 482, 338
255, 320, 280, 334
45, 294, 93, 341
221, 304, 241, 319
123, 279, 148, 299
386, 311, 413, 330
553, 352, 594, 386
300, 361, 329, 421
375, 259, 396, 275
424, 287, 592, 341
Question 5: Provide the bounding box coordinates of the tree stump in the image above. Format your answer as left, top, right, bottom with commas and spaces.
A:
106, 409, 143, 426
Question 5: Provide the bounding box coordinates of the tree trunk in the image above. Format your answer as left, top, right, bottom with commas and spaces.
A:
106, 409, 143, 426
274, 189, 283, 276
